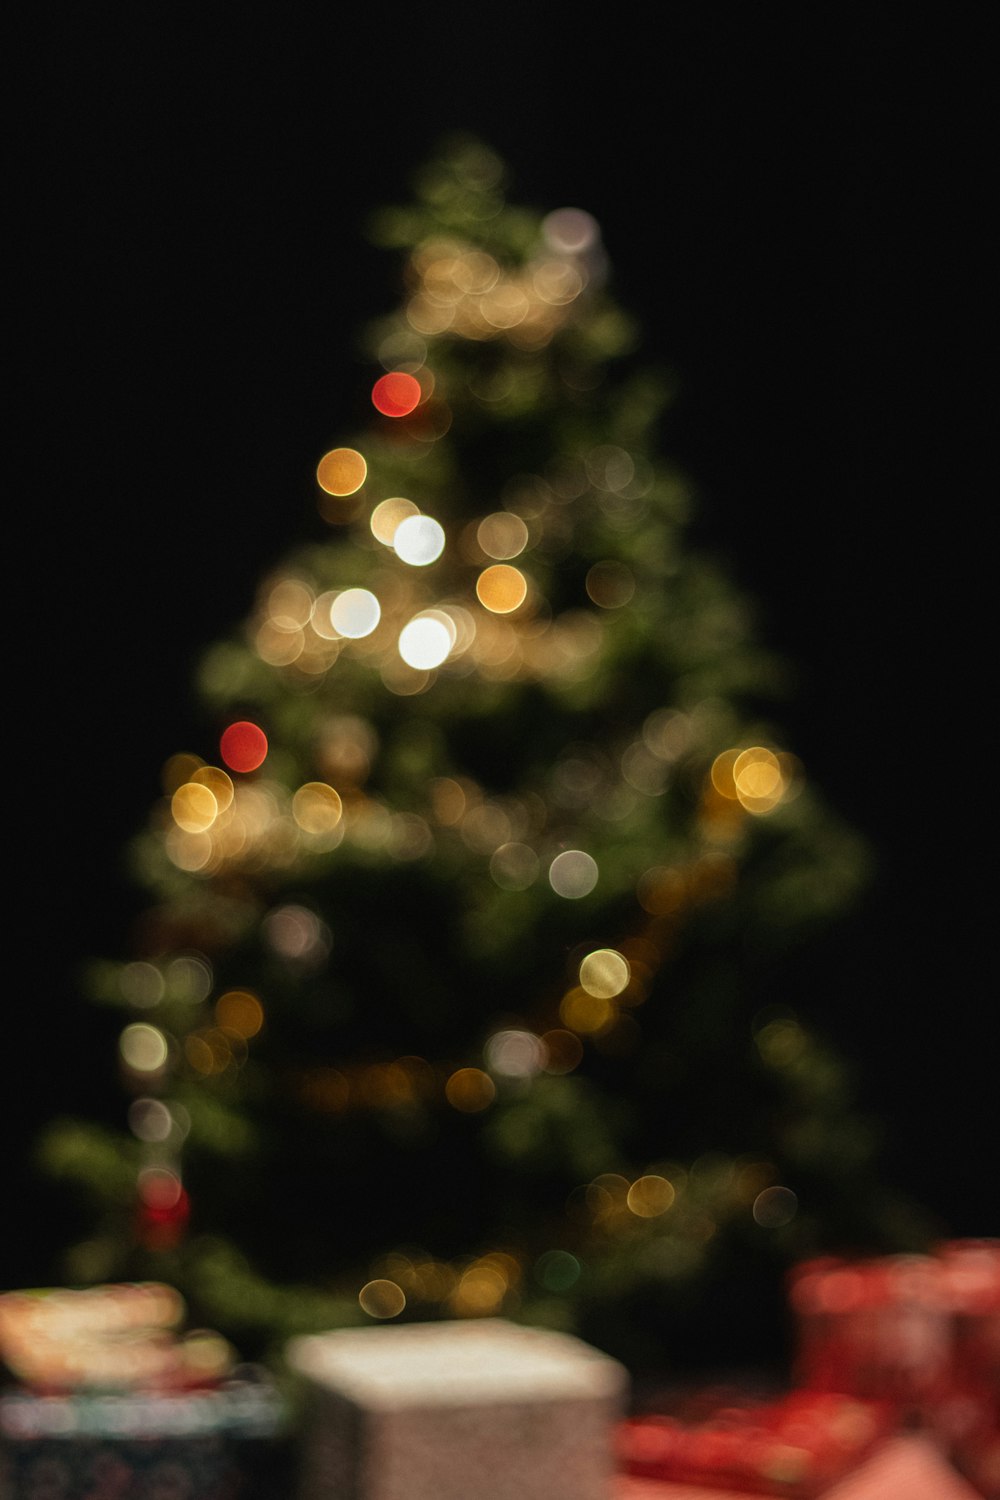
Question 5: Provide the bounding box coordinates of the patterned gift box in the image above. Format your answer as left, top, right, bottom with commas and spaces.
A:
287, 1318, 628, 1500
0, 1376, 287, 1500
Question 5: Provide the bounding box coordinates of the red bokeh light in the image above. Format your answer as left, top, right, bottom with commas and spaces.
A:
372, 371, 422, 418
220, 720, 268, 773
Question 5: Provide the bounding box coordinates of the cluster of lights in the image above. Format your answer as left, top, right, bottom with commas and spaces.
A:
404, 227, 594, 351
357, 1249, 525, 1322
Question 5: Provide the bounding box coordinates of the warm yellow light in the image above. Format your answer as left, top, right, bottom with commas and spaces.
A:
445, 1067, 495, 1112
559, 987, 615, 1035
190, 765, 234, 815
579, 949, 630, 999
215, 989, 264, 1039
370, 497, 419, 545
476, 564, 528, 614
171, 782, 218, 833
627, 1175, 676, 1218
292, 782, 343, 835
358, 1280, 406, 1319
316, 448, 367, 496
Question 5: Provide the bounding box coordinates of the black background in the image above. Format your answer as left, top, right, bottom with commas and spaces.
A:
7, 11, 993, 1298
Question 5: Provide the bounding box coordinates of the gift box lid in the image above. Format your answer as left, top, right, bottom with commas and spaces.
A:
286, 1318, 628, 1411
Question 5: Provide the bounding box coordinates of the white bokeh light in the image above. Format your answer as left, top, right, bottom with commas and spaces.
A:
398, 614, 453, 669
329, 588, 381, 639
393, 514, 446, 566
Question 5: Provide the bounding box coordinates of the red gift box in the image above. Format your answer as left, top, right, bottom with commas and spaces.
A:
617, 1391, 897, 1498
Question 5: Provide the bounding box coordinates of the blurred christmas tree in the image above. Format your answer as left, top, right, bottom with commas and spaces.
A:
40, 138, 922, 1371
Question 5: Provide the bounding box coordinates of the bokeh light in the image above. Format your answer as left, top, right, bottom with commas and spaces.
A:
189, 765, 234, 814
579, 948, 630, 998
371, 497, 419, 546
445, 1067, 495, 1112
329, 588, 381, 639
171, 781, 218, 833
535, 1250, 581, 1292
393, 514, 446, 566
292, 781, 343, 835
542, 207, 599, 254
484, 1030, 545, 1078
316, 447, 367, 496
627, 1175, 676, 1218
559, 987, 615, 1035
127, 1098, 173, 1143
477, 512, 529, 560
541, 1030, 584, 1074
399, 614, 453, 669
119, 1024, 168, 1073
220, 721, 268, 774
548, 849, 598, 898
358, 1279, 406, 1319
753, 1185, 799, 1227
476, 564, 527, 614
489, 841, 539, 891
215, 989, 264, 1038
372, 372, 422, 418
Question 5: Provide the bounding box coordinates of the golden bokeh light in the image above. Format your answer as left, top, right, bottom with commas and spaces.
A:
171, 781, 218, 833
579, 948, 630, 999
329, 588, 381, 639
559, 987, 616, 1035
292, 782, 343, 835
266, 578, 314, 630
477, 512, 529, 560
450, 1263, 506, 1317
710, 749, 742, 799
733, 746, 786, 813
548, 849, 598, 899
476, 564, 528, 614
541, 1029, 584, 1074
162, 753, 204, 796
370, 496, 419, 546
215, 989, 264, 1039
358, 1279, 406, 1319
190, 765, 234, 815
119, 1024, 168, 1073
393, 513, 446, 566
445, 1067, 496, 1112
627, 1175, 676, 1218
316, 447, 367, 496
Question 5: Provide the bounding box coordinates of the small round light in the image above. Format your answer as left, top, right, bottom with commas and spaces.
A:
372, 372, 422, 418
329, 588, 381, 639
398, 615, 453, 670
220, 721, 268, 774
316, 448, 367, 496
393, 514, 445, 567
358, 1279, 406, 1319
548, 849, 598, 899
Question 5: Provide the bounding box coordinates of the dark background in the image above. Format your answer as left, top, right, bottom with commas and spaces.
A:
8, 12, 992, 1298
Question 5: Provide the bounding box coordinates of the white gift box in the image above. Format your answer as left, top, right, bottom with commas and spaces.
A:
287, 1318, 629, 1500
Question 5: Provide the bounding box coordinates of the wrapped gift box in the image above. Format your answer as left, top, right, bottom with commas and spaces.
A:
0, 1375, 287, 1500
614, 1434, 982, 1499
287, 1318, 628, 1500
